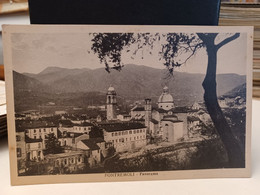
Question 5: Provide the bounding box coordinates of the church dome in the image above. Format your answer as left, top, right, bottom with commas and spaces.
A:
158, 93, 174, 103
108, 86, 115, 92
158, 86, 174, 110
107, 86, 116, 95
158, 86, 173, 103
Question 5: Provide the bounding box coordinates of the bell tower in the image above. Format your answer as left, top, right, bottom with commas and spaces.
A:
106, 86, 117, 120
144, 98, 152, 134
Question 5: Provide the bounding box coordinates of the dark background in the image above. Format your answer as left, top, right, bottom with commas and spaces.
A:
29, 0, 220, 25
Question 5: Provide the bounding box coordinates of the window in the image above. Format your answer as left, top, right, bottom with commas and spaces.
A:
137, 130, 139, 133
78, 157, 81, 163
119, 132, 121, 136
17, 148, 22, 157
34, 129, 36, 133
39, 129, 41, 132
71, 158, 74, 164
112, 133, 114, 136
34, 136, 36, 139
64, 159, 67, 165
16, 135, 21, 141
44, 129, 46, 132
129, 130, 132, 134
134, 130, 136, 134
115, 132, 118, 136
56, 160, 59, 166
51, 128, 53, 131
126, 138, 127, 141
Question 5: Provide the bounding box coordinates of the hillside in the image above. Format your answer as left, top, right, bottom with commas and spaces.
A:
223, 83, 246, 99
13, 64, 246, 107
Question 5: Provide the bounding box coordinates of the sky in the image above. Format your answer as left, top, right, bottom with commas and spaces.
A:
11, 32, 247, 75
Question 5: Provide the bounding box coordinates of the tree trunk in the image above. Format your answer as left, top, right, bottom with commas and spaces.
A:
202, 39, 244, 168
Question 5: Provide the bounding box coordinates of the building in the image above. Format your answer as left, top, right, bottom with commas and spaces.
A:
25, 122, 58, 149
72, 122, 93, 134
161, 116, 184, 142
130, 106, 145, 120
16, 131, 27, 174
188, 116, 201, 131
45, 151, 86, 174
25, 137, 44, 161
16, 132, 26, 161
130, 86, 187, 141
158, 86, 175, 110
117, 113, 131, 121
144, 98, 152, 134
76, 138, 106, 167
101, 122, 147, 152
25, 122, 58, 139
59, 133, 90, 147
106, 86, 117, 120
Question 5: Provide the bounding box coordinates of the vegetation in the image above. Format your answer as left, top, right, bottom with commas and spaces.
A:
44, 133, 63, 155
91, 32, 244, 167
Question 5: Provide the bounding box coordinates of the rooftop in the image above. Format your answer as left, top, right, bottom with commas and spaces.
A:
187, 116, 200, 122
131, 106, 145, 112
16, 120, 57, 132
100, 122, 146, 132
161, 119, 183, 123
59, 120, 74, 127
25, 136, 42, 143
81, 139, 101, 150
75, 122, 93, 127
45, 151, 84, 159
151, 119, 159, 124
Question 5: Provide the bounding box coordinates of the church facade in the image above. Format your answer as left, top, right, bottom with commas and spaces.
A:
131, 86, 187, 142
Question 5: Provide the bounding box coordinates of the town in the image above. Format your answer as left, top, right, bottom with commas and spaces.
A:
15, 85, 245, 175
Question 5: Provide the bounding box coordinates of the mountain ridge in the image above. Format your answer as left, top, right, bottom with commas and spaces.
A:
13, 64, 246, 106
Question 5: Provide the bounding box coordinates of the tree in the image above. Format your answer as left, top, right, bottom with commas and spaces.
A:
91, 32, 243, 167
44, 133, 63, 154
89, 126, 104, 138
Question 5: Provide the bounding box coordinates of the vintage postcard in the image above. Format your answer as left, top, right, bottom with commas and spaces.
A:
3, 25, 253, 185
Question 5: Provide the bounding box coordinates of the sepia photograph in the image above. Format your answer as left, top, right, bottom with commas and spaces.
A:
2, 25, 252, 185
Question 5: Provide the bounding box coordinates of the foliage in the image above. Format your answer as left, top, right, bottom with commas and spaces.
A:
44, 133, 63, 155
91, 31, 244, 167
89, 126, 104, 138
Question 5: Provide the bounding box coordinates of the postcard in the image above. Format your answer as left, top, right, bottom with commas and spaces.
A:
2, 25, 253, 185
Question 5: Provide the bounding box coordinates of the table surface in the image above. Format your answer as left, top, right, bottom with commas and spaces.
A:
0, 100, 259, 195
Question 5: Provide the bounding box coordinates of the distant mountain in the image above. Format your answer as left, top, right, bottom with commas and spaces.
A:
13, 71, 48, 92
25, 66, 90, 84
223, 83, 246, 99
14, 64, 246, 106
